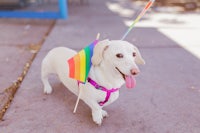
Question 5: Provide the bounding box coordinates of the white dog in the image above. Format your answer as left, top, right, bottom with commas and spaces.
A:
41, 39, 145, 125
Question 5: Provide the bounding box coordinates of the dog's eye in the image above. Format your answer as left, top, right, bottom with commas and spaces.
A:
133, 52, 136, 57
116, 53, 124, 58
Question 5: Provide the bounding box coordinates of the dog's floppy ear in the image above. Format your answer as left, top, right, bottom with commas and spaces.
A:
92, 39, 110, 66
134, 46, 145, 65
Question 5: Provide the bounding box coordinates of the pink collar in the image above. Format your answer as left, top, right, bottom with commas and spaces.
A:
87, 77, 119, 106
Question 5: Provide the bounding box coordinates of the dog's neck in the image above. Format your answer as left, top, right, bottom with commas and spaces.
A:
89, 62, 124, 89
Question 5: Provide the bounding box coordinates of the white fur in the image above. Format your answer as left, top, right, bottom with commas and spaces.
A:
41, 40, 145, 125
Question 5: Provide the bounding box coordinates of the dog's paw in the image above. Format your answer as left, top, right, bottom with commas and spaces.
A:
44, 86, 52, 94
93, 116, 103, 126
92, 110, 103, 126
102, 110, 109, 118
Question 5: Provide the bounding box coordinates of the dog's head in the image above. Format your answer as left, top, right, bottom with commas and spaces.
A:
91, 39, 145, 88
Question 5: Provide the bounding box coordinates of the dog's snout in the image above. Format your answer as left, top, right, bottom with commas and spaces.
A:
131, 68, 140, 75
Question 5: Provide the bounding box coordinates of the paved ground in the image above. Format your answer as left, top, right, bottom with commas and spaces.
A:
0, 18, 54, 118
0, 0, 200, 133
0, 19, 54, 90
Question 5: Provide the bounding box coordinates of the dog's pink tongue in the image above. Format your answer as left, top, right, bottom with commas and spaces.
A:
125, 75, 136, 89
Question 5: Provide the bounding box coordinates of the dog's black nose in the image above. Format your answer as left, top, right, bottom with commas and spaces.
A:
132, 72, 137, 75
131, 68, 140, 75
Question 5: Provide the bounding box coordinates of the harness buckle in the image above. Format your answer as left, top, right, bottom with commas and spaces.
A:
95, 85, 103, 90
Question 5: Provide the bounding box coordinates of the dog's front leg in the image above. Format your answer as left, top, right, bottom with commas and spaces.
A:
83, 99, 105, 125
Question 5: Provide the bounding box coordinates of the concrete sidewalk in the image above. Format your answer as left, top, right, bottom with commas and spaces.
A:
0, 19, 54, 119
1, 0, 200, 132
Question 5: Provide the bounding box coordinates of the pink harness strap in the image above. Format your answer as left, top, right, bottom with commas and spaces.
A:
87, 78, 119, 106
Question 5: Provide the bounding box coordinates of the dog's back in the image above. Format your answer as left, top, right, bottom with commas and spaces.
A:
41, 47, 79, 95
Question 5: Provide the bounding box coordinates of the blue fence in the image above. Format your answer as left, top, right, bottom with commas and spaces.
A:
0, 0, 68, 19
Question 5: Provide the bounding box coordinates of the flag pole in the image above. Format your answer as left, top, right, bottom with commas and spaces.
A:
73, 86, 82, 113
121, 0, 155, 40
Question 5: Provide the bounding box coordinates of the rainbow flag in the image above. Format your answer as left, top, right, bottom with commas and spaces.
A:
67, 39, 99, 83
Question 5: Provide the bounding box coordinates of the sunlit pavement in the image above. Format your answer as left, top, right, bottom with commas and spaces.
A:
107, 1, 200, 59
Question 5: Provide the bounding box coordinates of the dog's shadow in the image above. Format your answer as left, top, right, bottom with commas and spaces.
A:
44, 76, 95, 125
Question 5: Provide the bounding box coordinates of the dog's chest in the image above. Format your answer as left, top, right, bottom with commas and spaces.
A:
109, 91, 119, 103
99, 90, 119, 106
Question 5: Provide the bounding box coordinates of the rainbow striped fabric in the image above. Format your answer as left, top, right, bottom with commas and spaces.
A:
67, 39, 99, 83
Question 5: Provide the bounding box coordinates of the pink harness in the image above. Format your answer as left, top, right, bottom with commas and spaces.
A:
87, 77, 119, 106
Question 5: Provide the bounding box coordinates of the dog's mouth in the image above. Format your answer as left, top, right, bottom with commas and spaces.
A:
115, 67, 126, 80
115, 67, 136, 89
